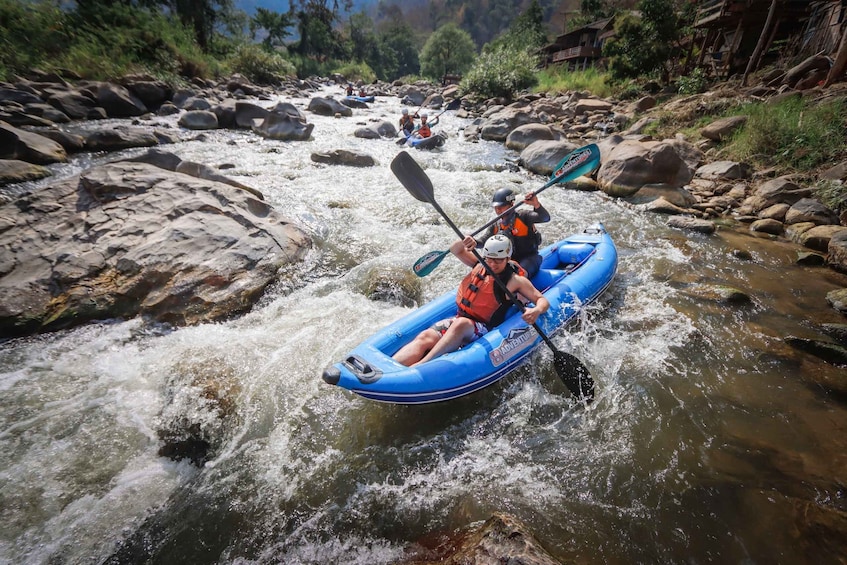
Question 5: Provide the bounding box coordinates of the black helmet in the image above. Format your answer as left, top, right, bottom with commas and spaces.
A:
492, 187, 515, 207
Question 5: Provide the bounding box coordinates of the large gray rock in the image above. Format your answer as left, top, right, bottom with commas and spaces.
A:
0, 159, 51, 186
784, 198, 840, 226
0, 162, 310, 337
253, 107, 315, 141
90, 82, 148, 117
310, 149, 376, 167
597, 139, 698, 197
518, 140, 580, 175
505, 123, 556, 151
738, 176, 812, 214
0, 120, 67, 164
828, 230, 847, 274
178, 110, 219, 130
83, 126, 159, 151
479, 107, 534, 142
307, 96, 352, 117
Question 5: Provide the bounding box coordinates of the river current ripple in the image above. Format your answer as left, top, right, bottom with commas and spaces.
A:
1, 85, 846, 564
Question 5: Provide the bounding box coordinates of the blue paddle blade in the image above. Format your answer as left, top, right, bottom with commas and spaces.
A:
412, 249, 449, 277
549, 143, 600, 185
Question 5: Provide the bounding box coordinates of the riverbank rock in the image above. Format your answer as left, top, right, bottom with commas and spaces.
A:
407, 512, 561, 564
0, 120, 67, 164
0, 161, 310, 338
0, 159, 51, 186
311, 149, 376, 167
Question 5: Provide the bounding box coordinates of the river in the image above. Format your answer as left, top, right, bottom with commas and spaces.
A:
1, 84, 846, 564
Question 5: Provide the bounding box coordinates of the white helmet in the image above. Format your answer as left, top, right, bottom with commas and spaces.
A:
402, 108, 409, 115
483, 234, 512, 259
420, 111, 428, 118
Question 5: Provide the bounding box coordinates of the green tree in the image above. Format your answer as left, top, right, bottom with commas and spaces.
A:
603, 0, 687, 83
377, 20, 420, 79
346, 11, 378, 63
419, 22, 476, 81
292, 0, 352, 57
168, 0, 235, 51
250, 7, 293, 50
485, 0, 547, 54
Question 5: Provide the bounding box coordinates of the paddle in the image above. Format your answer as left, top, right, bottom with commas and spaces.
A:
390, 150, 595, 402
412, 143, 601, 277
396, 98, 462, 145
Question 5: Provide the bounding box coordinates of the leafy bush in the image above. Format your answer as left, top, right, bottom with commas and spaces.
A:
227, 44, 295, 84
287, 53, 336, 79
460, 47, 538, 99
723, 95, 847, 173
332, 60, 376, 83
677, 68, 708, 95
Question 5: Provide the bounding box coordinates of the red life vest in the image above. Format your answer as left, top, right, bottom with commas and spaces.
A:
455, 262, 526, 327
417, 123, 431, 138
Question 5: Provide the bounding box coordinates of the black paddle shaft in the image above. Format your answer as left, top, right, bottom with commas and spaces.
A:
390, 151, 595, 401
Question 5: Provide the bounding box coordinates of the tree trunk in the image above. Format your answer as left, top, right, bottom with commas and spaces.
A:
824, 22, 847, 87
742, 0, 778, 86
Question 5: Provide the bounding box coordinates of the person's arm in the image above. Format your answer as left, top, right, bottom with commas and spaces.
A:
520, 193, 550, 224
450, 236, 479, 267
473, 228, 493, 248
512, 277, 549, 325
430, 116, 439, 127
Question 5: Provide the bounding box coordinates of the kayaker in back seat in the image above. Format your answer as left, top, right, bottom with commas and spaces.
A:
474, 187, 550, 278
392, 235, 549, 367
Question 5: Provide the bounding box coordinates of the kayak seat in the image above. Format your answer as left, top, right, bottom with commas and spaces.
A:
532, 268, 566, 292
557, 243, 594, 266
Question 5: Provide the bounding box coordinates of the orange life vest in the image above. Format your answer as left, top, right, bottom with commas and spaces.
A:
417, 123, 431, 138
494, 215, 532, 237
456, 262, 526, 327
493, 215, 540, 260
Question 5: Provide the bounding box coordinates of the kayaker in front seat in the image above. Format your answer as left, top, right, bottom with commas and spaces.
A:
392, 234, 549, 367
474, 187, 550, 278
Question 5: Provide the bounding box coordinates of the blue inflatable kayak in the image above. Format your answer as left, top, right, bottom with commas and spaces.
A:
401, 131, 446, 150
322, 224, 617, 404
346, 94, 375, 103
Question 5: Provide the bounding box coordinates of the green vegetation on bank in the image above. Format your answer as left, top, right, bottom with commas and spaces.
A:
1, 0, 844, 210
725, 96, 847, 173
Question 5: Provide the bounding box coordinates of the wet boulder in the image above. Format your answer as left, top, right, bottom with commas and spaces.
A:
308, 96, 352, 117
519, 139, 580, 176
178, 110, 219, 130
359, 265, 422, 307
253, 107, 314, 141
311, 149, 376, 167
0, 159, 51, 186
407, 512, 561, 564
84, 126, 160, 151
0, 161, 310, 338
0, 120, 67, 164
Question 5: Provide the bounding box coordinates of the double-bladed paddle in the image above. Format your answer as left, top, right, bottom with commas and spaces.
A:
411, 143, 601, 277
390, 150, 595, 403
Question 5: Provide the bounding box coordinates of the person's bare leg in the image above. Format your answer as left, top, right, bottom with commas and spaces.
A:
393, 329, 440, 366
414, 318, 476, 365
